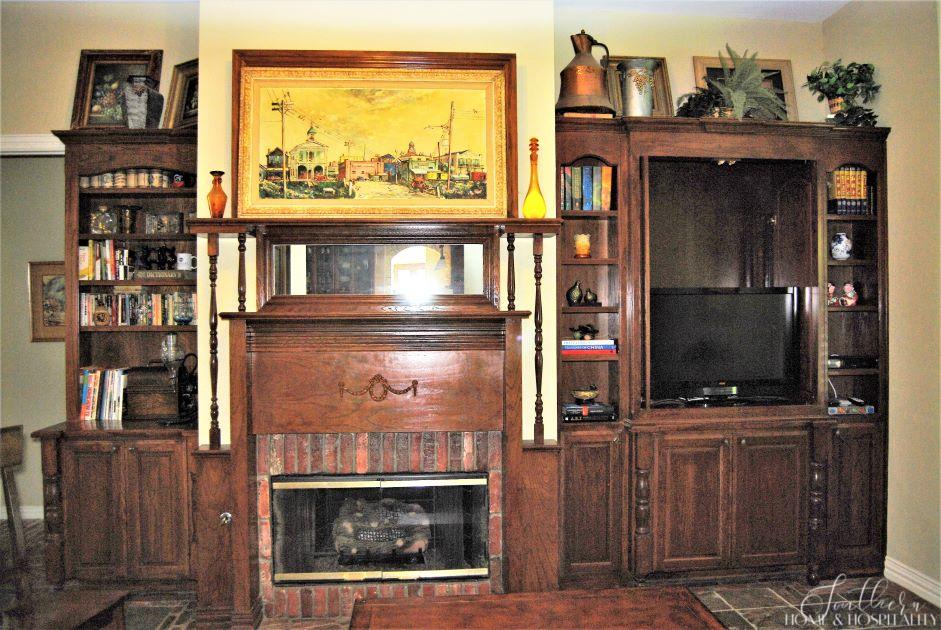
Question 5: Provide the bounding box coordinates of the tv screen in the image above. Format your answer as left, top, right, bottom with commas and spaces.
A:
650, 288, 798, 400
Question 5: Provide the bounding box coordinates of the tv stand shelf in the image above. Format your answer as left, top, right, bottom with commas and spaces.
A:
555, 116, 889, 590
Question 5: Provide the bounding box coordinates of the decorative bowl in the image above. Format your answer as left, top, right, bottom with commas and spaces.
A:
571, 388, 599, 403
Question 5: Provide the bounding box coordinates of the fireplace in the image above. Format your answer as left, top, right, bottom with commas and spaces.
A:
271, 472, 489, 583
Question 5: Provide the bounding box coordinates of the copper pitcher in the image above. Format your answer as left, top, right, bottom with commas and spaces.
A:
556, 30, 616, 115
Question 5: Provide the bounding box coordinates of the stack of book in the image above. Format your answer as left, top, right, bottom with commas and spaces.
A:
561, 402, 618, 423
560, 165, 614, 212
78, 240, 132, 280
80, 290, 195, 326
828, 166, 872, 215
561, 338, 617, 357
79, 368, 127, 429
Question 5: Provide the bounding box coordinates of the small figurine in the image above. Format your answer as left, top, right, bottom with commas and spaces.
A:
565, 280, 583, 306
583, 287, 599, 306
569, 324, 599, 340
827, 282, 839, 306
839, 282, 858, 307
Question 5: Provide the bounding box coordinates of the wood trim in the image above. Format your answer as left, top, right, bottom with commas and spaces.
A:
0, 134, 65, 156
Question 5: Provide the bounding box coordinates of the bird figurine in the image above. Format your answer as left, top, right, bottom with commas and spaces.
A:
583, 287, 599, 306
565, 280, 583, 306
569, 324, 600, 340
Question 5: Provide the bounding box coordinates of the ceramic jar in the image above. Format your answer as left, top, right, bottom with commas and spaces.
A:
830, 232, 853, 260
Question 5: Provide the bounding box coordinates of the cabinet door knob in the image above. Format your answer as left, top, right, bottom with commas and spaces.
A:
722, 438, 730, 446
111, 445, 118, 452
220, 511, 233, 526
740, 438, 747, 445
128, 446, 136, 452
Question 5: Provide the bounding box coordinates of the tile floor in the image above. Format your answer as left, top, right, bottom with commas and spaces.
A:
4, 520, 939, 629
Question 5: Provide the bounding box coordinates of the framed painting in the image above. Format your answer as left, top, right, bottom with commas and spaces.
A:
70, 49, 163, 128
163, 58, 198, 129
693, 56, 798, 121
604, 56, 674, 116
232, 50, 517, 218
29, 261, 65, 342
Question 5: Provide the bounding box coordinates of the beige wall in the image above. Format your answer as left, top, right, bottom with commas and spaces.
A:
823, 0, 941, 588
1, 1, 199, 135
0, 157, 66, 511
554, 6, 830, 121
194, 0, 558, 445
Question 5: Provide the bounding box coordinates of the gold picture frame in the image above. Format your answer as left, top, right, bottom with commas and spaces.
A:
29, 261, 65, 342
163, 58, 198, 129
232, 50, 517, 219
604, 56, 674, 117
693, 56, 798, 121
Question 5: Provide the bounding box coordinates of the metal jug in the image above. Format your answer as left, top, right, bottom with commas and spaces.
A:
556, 30, 616, 115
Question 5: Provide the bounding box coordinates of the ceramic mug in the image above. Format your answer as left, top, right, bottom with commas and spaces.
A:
176, 252, 197, 271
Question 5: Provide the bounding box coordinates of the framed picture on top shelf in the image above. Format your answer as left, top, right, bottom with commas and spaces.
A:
231, 50, 516, 219
163, 58, 198, 129
693, 56, 798, 121
29, 261, 65, 342
70, 49, 164, 128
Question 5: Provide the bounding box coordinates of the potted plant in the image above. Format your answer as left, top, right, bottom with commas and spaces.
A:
675, 83, 726, 118
804, 59, 880, 115
704, 45, 787, 120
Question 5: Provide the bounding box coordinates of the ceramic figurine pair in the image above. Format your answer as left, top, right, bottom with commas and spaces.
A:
828, 281, 858, 307
565, 280, 600, 306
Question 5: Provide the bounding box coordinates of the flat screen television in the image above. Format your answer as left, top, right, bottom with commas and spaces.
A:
650, 288, 799, 402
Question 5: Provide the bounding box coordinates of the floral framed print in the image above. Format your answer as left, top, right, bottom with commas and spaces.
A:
232, 50, 517, 218
70, 49, 163, 128
163, 58, 198, 129
29, 261, 65, 342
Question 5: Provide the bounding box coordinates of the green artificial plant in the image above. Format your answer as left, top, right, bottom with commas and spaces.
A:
675, 83, 726, 118
804, 59, 880, 104
706, 45, 787, 120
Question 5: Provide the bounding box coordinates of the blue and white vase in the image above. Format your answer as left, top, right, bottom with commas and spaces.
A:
830, 232, 853, 260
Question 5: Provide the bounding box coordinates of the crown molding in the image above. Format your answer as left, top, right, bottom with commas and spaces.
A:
1, 134, 65, 156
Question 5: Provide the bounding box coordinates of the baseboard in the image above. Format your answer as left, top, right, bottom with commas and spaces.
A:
884, 555, 941, 607
0, 505, 44, 520
0, 133, 65, 156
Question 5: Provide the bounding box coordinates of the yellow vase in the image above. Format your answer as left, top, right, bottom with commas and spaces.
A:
521, 137, 547, 219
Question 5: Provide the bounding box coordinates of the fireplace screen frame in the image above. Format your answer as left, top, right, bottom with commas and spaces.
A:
270, 472, 490, 583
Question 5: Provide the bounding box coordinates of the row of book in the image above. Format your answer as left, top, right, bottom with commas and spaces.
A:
79, 368, 127, 429
78, 240, 131, 280
561, 338, 617, 356
80, 291, 195, 326
560, 165, 614, 212
827, 166, 873, 215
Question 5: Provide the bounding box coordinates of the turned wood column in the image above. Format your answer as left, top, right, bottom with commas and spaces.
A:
208, 233, 221, 450
533, 234, 544, 444
506, 233, 516, 311
237, 233, 247, 312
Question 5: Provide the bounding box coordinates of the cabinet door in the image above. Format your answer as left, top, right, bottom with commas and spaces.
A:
732, 430, 808, 567
655, 433, 729, 572
561, 428, 621, 586
125, 439, 191, 579
62, 440, 125, 579
830, 423, 885, 571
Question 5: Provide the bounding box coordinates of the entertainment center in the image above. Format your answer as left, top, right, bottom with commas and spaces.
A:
556, 116, 888, 588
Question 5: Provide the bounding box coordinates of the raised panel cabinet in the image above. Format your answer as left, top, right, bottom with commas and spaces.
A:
125, 439, 191, 579
62, 440, 125, 580
654, 433, 729, 572
830, 422, 885, 573
560, 425, 621, 587
732, 430, 808, 567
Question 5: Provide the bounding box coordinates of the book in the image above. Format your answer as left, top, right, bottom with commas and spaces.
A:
592, 165, 602, 211
562, 338, 616, 345
563, 167, 572, 211
572, 167, 582, 210
582, 166, 593, 211
600, 166, 612, 211
560, 349, 617, 356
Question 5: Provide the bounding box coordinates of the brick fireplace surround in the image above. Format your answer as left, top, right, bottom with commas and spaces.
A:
255, 430, 504, 619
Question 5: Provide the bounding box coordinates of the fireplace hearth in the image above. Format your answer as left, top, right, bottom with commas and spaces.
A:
271, 473, 489, 583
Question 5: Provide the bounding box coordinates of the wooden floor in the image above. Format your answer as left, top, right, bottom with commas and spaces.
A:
350, 586, 723, 629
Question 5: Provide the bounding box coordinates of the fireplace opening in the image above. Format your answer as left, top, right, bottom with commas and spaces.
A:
271, 473, 489, 583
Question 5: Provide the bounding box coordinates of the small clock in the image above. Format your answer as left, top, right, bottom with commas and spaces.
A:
89, 206, 118, 234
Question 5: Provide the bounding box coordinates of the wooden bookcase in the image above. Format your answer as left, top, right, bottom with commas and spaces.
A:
555, 117, 890, 588
33, 129, 199, 587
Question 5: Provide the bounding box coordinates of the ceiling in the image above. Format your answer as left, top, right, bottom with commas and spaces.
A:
555, 0, 852, 23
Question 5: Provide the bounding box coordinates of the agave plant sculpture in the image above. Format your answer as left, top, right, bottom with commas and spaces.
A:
706, 45, 787, 120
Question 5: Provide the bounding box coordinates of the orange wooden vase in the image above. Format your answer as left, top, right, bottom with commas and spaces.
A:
207, 170, 228, 218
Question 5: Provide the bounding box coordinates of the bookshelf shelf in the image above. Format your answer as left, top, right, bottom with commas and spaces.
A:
828, 368, 879, 376
561, 211, 617, 219
560, 306, 619, 314
79, 233, 195, 242
560, 354, 619, 362
80, 279, 196, 287
80, 186, 196, 197
80, 325, 197, 332
828, 305, 878, 312
828, 259, 875, 267
826, 214, 877, 221
561, 257, 617, 266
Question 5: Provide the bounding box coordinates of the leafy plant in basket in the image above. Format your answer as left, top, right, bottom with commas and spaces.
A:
804, 59, 880, 126
676, 83, 725, 118
705, 45, 787, 120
